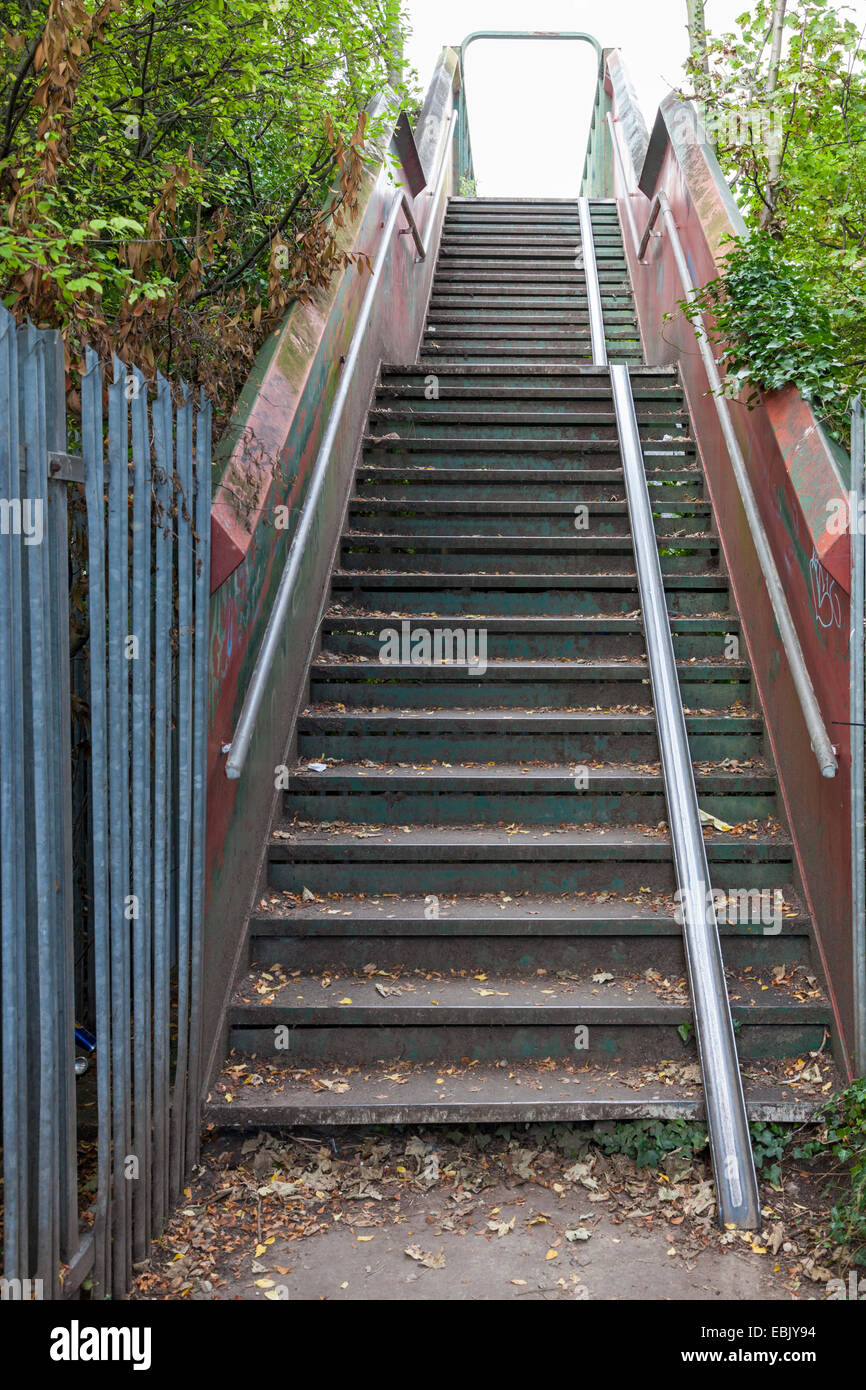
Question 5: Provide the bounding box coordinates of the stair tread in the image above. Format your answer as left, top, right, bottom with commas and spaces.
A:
300, 711, 759, 726
369, 412, 686, 425
230, 964, 829, 1020
376, 386, 679, 398
349, 500, 706, 514
382, 363, 677, 377
323, 616, 732, 629
331, 573, 729, 588
205, 1053, 838, 1126
288, 762, 773, 787
356, 467, 698, 476
363, 438, 694, 453
270, 825, 790, 854
249, 890, 807, 933
342, 536, 715, 549
309, 664, 745, 681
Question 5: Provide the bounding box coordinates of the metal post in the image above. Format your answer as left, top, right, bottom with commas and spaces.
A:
187, 394, 212, 1163
0, 307, 28, 1282
171, 384, 195, 1197
82, 347, 113, 1297
151, 376, 174, 1235
44, 330, 78, 1267
107, 359, 132, 1295
130, 364, 153, 1256
21, 324, 62, 1291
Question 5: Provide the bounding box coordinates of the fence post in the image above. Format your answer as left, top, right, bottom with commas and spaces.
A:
44, 330, 79, 1272
0, 308, 28, 1285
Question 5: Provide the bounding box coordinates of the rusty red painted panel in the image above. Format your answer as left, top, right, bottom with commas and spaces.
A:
606, 55, 855, 1068
763, 387, 851, 588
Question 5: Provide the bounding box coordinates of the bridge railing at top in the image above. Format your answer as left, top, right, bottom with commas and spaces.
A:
452, 31, 604, 194
0, 308, 211, 1299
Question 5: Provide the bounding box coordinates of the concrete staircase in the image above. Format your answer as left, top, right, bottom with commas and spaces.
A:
206, 199, 837, 1129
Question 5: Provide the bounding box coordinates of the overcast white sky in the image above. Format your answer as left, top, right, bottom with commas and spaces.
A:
403, 0, 866, 195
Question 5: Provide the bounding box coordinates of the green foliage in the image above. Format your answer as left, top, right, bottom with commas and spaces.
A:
679, 0, 866, 446
0, 0, 413, 431
0, 204, 153, 307
795, 1079, 866, 1265
590, 1118, 709, 1168
679, 232, 857, 444
749, 1121, 791, 1185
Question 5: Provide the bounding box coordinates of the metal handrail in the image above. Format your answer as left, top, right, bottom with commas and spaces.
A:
224, 108, 455, 779
612, 366, 761, 1229
459, 29, 602, 65
607, 112, 838, 779
577, 197, 607, 366
580, 202, 760, 1227
456, 32, 603, 189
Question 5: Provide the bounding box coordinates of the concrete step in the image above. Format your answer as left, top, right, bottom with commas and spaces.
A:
249, 889, 808, 973
284, 762, 777, 827
375, 384, 672, 403
308, 662, 750, 710
361, 443, 698, 471
205, 1052, 838, 1128
266, 825, 797, 898
297, 711, 765, 764
369, 404, 684, 426
224, 963, 829, 1064
320, 614, 736, 660
353, 468, 704, 502
329, 572, 733, 617
339, 535, 718, 576
346, 501, 710, 539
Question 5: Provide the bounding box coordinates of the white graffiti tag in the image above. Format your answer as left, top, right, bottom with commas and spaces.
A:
810, 548, 842, 630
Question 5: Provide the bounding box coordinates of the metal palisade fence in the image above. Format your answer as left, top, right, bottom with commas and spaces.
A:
0, 306, 211, 1300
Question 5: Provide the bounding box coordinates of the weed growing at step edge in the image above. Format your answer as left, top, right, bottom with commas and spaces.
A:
795, 1079, 866, 1268
413, 1117, 800, 1180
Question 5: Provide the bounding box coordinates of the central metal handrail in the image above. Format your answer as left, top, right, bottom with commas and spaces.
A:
611, 364, 761, 1229
607, 111, 838, 779
224, 108, 455, 780
577, 197, 607, 366
581, 203, 760, 1227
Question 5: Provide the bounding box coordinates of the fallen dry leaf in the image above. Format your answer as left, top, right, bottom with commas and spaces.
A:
405, 1243, 446, 1269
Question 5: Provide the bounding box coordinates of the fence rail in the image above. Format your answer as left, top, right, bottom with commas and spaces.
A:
0, 307, 210, 1299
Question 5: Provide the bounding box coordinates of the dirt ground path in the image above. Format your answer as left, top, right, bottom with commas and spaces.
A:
130, 1126, 842, 1302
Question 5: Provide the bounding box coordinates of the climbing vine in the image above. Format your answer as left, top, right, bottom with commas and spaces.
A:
679, 0, 866, 444
678, 232, 856, 442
